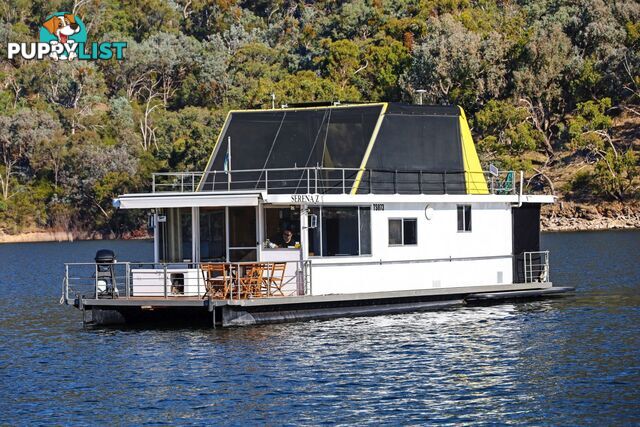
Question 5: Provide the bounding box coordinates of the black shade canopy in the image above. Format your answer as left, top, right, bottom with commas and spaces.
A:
199, 103, 486, 195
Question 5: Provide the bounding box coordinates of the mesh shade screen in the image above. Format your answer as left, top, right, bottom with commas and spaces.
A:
363, 110, 466, 194
200, 105, 382, 193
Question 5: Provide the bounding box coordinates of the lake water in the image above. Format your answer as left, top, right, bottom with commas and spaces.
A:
0, 231, 639, 425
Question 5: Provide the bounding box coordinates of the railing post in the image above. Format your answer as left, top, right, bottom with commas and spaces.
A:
125, 262, 130, 299
163, 264, 168, 299
265, 169, 269, 192
442, 171, 447, 194
64, 264, 69, 304
314, 167, 318, 194
95, 264, 99, 299
197, 262, 201, 298
394, 170, 398, 194
307, 169, 310, 194
342, 169, 346, 194
152, 175, 156, 193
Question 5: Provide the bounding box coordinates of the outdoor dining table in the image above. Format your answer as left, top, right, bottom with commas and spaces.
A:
202, 261, 276, 299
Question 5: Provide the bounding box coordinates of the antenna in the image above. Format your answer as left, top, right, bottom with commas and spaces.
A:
415, 89, 427, 105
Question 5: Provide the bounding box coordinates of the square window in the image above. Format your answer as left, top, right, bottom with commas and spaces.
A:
389, 218, 418, 246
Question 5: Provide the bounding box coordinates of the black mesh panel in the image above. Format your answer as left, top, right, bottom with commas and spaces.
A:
363, 108, 466, 194
200, 106, 382, 193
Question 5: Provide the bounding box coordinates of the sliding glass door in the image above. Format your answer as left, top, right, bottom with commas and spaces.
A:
228, 206, 257, 262
199, 208, 226, 262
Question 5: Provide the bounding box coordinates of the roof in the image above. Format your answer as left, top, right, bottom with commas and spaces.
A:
198, 102, 488, 195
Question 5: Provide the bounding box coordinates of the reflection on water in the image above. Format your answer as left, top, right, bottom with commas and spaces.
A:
0, 231, 639, 424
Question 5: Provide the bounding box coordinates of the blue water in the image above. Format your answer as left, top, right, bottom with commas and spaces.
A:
0, 231, 639, 425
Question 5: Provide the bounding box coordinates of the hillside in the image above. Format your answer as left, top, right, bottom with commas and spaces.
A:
0, 0, 638, 239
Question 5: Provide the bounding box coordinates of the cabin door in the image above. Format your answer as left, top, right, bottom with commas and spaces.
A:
199, 208, 226, 262
227, 206, 258, 262
512, 203, 541, 283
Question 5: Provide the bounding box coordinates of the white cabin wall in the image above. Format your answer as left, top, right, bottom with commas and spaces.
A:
311, 202, 514, 295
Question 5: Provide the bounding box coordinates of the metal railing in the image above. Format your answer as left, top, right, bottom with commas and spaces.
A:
152, 172, 203, 192
61, 260, 312, 304
523, 251, 550, 283
152, 167, 521, 195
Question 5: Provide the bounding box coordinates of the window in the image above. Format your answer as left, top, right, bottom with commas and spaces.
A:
307, 206, 371, 257
457, 205, 472, 232
388, 218, 417, 246
228, 206, 257, 262
158, 207, 192, 262
264, 206, 300, 248
199, 208, 225, 262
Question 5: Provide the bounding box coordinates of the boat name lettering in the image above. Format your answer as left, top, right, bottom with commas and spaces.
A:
373, 204, 385, 211
291, 194, 321, 203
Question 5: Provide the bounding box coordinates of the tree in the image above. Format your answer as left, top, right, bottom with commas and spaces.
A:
404, 14, 508, 109
513, 24, 581, 159
476, 100, 543, 158
0, 110, 58, 200
569, 98, 638, 200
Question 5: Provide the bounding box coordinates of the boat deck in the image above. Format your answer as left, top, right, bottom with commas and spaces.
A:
73, 282, 575, 327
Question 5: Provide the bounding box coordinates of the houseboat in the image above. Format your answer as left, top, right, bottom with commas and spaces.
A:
60, 102, 572, 327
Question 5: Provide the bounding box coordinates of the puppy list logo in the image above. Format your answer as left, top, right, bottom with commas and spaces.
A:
7, 12, 126, 61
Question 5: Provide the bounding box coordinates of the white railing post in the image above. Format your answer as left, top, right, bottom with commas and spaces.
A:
125, 262, 130, 299
64, 264, 69, 304
94, 264, 99, 299
163, 264, 168, 299
342, 169, 346, 194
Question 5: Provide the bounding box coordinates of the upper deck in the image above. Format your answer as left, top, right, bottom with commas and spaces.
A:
113, 167, 554, 209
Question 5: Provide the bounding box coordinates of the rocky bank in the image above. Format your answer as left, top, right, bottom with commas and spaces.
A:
542, 200, 640, 232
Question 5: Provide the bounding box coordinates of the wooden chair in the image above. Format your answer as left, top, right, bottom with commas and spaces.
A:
237, 263, 265, 299
201, 263, 231, 299
267, 262, 287, 296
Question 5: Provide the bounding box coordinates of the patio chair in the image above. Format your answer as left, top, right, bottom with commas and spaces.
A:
267, 262, 287, 296
237, 263, 266, 298
201, 263, 231, 299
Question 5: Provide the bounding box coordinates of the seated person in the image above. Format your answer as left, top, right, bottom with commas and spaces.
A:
274, 229, 296, 248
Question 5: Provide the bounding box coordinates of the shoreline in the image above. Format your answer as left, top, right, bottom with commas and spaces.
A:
0, 230, 152, 243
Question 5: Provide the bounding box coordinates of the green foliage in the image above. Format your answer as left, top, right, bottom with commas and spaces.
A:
592, 148, 639, 200
476, 100, 543, 156
1, 0, 639, 234
566, 170, 593, 196
568, 98, 613, 152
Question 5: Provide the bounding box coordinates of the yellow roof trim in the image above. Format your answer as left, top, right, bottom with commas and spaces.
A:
458, 107, 489, 195
350, 103, 388, 195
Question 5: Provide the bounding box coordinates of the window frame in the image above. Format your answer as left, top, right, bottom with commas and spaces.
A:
388, 217, 418, 247
457, 205, 472, 233
308, 205, 372, 258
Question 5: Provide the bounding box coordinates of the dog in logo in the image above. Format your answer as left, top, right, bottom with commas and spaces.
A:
42, 14, 80, 60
